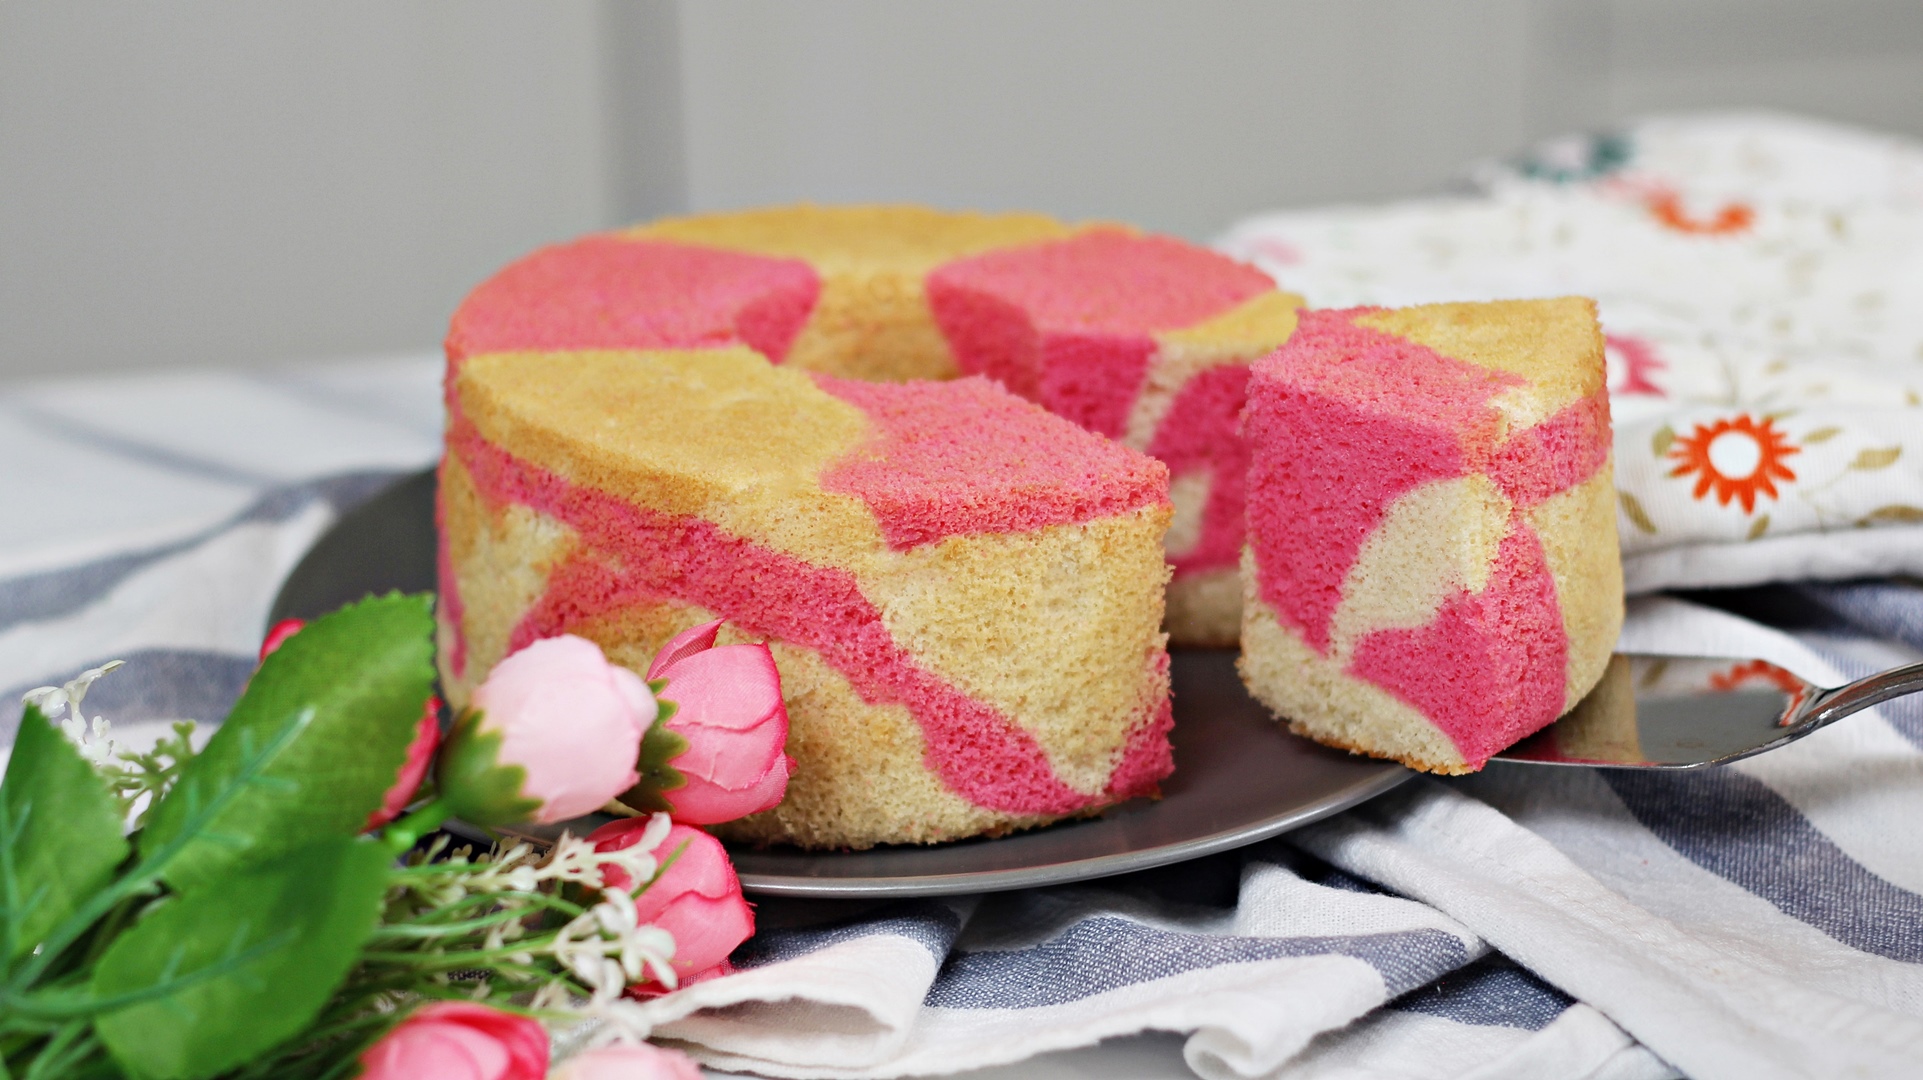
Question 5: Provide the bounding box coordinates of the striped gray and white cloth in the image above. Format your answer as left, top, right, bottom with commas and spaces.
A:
6, 356, 1923, 1080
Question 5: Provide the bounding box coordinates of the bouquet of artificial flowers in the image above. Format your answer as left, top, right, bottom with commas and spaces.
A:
1, 593, 793, 1079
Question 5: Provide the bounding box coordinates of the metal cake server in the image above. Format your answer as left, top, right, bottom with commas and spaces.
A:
1493, 652, 1923, 769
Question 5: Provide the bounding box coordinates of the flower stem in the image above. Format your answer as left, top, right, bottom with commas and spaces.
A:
371, 895, 582, 940
381, 797, 452, 854
359, 943, 555, 969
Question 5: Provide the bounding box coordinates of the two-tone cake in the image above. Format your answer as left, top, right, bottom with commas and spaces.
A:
439, 342, 1174, 849
1238, 298, 1622, 773
449, 204, 1300, 646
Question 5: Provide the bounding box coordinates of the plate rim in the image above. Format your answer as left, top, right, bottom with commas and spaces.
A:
276, 468, 1412, 898
727, 765, 1409, 896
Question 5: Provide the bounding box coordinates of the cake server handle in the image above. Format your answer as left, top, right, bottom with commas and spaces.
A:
1801, 659, 1923, 732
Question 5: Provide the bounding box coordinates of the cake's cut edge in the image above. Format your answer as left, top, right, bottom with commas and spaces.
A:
1238, 566, 1471, 776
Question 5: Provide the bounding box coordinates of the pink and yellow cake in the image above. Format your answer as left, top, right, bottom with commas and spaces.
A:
440, 347, 1175, 846
448, 204, 1301, 646
1238, 298, 1622, 773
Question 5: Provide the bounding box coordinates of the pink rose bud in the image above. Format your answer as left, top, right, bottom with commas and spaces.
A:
589, 818, 753, 985
629, 621, 794, 825
365, 696, 442, 831
258, 617, 306, 662
357, 1002, 548, 1080
550, 1043, 704, 1080
440, 636, 656, 826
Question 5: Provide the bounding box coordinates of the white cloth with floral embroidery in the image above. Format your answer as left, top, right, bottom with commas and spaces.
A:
1219, 111, 1923, 595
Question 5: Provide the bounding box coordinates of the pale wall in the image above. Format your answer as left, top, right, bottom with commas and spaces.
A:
3, 1, 1921, 379
0, 2, 622, 378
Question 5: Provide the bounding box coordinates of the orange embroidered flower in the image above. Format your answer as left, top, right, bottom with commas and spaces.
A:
1667, 414, 1800, 513
1646, 189, 1755, 236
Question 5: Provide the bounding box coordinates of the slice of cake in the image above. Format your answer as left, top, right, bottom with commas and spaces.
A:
1238, 298, 1622, 773
440, 346, 1174, 848
447, 204, 1302, 646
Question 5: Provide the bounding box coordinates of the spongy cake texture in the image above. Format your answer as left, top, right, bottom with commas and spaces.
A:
1238, 298, 1622, 773
446, 204, 1301, 646
440, 343, 1174, 848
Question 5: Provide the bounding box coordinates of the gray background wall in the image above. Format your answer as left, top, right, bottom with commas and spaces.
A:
4, 0, 1921, 380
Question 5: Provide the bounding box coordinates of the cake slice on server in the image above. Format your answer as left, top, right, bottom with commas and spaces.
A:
1238, 298, 1622, 773
440, 346, 1174, 848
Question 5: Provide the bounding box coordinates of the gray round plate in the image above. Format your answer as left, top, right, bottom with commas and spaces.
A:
270, 470, 1411, 897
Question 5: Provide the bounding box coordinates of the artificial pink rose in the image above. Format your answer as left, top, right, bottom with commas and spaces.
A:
440, 635, 656, 826
589, 818, 754, 985
357, 1002, 547, 1080
364, 696, 442, 831
551, 1043, 704, 1080
639, 621, 794, 825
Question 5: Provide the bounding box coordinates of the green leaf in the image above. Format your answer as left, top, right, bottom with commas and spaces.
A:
0, 705, 130, 965
620, 699, 689, 814
1746, 514, 1771, 540
1650, 424, 1676, 457
435, 709, 542, 827
139, 593, 435, 890
1849, 446, 1903, 471
91, 837, 389, 1080
1801, 426, 1843, 444
1617, 490, 1658, 535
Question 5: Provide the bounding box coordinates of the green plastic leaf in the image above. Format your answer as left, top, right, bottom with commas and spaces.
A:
620, 699, 689, 814
0, 705, 129, 963
139, 593, 435, 890
92, 837, 389, 1080
435, 709, 541, 827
